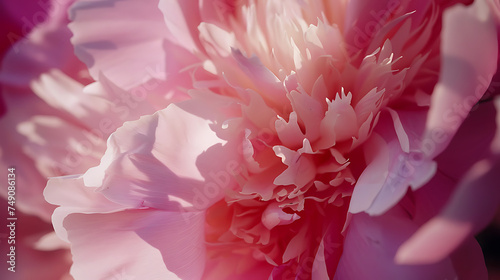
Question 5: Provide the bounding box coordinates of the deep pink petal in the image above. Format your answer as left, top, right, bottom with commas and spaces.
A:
334, 211, 457, 280
396, 99, 500, 265
0, 0, 86, 88
203, 250, 273, 280
396, 157, 500, 265
450, 237, 488, 280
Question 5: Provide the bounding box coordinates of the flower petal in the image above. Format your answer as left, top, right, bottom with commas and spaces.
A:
84, 99, 240, 211
0, 0, 86, 88
69, 0, 171, 89
334, 211, 457, 280
395, 157, 500, 265
350, 111, 437, 215
424, 0, 498, 157
65, 210, 206, 280
396, 99, 500, 265
158, 0, 203, 53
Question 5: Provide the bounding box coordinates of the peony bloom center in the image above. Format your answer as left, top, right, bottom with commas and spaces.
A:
192, 0, 441, 273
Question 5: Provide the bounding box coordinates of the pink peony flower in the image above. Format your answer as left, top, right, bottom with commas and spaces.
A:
33, 0, 500, 279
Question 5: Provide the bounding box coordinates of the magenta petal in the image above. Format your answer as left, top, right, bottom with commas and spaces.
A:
450, 237, 488, 280
396, 98, 500, 266
396, 157, 500, 265
0, 0, 83, 88
334, 211, 457, 280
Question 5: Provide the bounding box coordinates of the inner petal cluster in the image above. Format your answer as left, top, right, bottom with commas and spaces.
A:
194, 0, 441, 270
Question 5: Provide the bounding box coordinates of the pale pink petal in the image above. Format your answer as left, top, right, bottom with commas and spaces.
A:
322, 91, 358, 144
198, 22, 235, 57
288, 89, 324, 142
0, 144, 54, 219
273, 139, 316, 188
261, 203, 300, 230
69, 0, 171, 89
30, 69, 179, 135
158, 0, 203, 53
65, 209, 206, 280
424, 0, 498, 157
44, 175, 128, 242
275, 112, 305, 149
348, 133, 390, 214
350, 111, 437, 215
386, 108, 410, 153
365, 152, 436, 216
232, 50, 289, 106
34, 232, 71, 251
80, 72, 184, 132
84, 100, 240, 211
17, 115, 105, 177
47, 169, 207, 280
0, 89, 101, 220
395, 217, 473, 265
